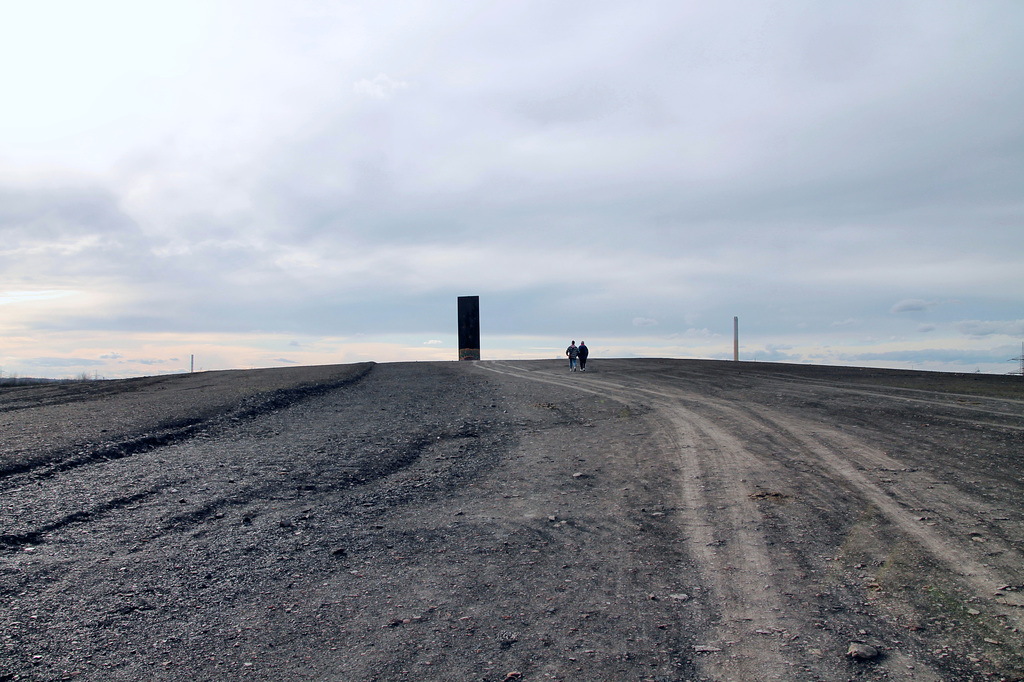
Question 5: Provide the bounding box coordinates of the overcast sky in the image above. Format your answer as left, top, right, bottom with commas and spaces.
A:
2, 1, 1023, 378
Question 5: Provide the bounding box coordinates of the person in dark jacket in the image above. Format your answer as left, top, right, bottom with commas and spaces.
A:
577, 341, 589, 371
566, 341, 579, 372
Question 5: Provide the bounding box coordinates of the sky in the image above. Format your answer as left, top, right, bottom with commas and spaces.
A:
2, 1, 1023, 379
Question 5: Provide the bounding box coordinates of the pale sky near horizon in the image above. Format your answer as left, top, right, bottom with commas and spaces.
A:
2, 1, 1023, 379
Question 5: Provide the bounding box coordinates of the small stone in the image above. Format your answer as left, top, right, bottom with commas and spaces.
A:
693, 645, 722, 653
669, 593, 690, 601
847, 642, 879, 660
572, 472, 584, 478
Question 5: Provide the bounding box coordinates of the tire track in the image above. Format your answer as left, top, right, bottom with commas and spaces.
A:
716, 398, 1024, 629
479, 361, 799, 680
597, 363, 1024, 630
479, 360, 1024, 677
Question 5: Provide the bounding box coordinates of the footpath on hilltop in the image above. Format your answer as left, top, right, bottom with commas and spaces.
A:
1, 358, 1023, 681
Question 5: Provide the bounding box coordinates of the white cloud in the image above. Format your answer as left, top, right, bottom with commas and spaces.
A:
0, 290, 73, 305
1, 1, 1023, 377
353, 74, 409, 100
891, 299, 934, 314
956, 320, 1024, 338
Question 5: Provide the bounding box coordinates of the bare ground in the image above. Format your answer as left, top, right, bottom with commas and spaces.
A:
1, 358, 1023, 681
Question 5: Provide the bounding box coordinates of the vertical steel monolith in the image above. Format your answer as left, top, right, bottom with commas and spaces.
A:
458, 296, 480, 361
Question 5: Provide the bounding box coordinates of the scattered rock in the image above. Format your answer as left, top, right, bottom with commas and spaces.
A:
846, 642, 879, 660
669, 593, 690, 601
693, 645, 722, 653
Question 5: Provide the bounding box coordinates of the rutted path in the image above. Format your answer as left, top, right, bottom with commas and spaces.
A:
2, 358, 1022, 681
479, 359, 1024, 681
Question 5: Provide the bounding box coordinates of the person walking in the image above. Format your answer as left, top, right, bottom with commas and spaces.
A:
577, 341, 589, 371
566, 341, 579, 372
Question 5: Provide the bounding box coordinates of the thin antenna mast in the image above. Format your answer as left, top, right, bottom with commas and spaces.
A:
733, 317, 739, 362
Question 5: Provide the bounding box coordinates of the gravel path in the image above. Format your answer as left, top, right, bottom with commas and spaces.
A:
1, 359, 1022, 681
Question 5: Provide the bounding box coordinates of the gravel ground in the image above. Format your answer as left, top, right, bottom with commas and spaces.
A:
1, 359, 1023, 681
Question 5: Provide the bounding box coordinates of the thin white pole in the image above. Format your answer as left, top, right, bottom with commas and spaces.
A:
733, 317, 739, 362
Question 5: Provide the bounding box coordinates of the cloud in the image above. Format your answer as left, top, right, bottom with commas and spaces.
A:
748, 346, 802, 363
956, 320, 1024, 338
0, 290, 72, 305
352, 74, 409, 100
423, 339, 443, 345
1, 2, 1023, 377
668, 328, 719, 340
842, 348, 1009, 366
890, 299, 935, 314
24, 357, 105, 368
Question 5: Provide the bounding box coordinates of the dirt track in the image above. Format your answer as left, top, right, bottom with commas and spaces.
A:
1, 359, 1023, 681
